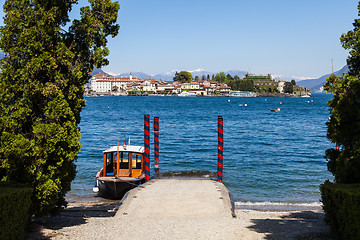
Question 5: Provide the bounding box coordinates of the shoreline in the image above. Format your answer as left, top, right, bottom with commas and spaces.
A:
85, 92, 311, 97
26, 200, 331, 240
66, 194, 324, 211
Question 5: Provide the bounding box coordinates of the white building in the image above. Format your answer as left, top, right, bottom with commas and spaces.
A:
90, 73, 140, 93
181, 82, 200, 90
277, 80, 286, 93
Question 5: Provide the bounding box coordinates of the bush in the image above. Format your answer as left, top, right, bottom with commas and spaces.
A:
320, 181, 360, 240
0, 183, 32, 240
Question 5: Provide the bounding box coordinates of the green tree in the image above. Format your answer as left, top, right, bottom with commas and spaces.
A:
323, 4, 360, 183
173, 71, 193, 83
0, 0, 119, 215
226, 74, 233, 82
194, 76, 199, 81
283, 82, 293, 93
112, 85, 119, 92
219, 72, 226, 83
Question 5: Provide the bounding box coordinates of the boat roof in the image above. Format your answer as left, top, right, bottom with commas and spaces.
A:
103, 145, 144, 154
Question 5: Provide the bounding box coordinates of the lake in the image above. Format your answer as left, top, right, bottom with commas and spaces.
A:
68, 93, 333, 208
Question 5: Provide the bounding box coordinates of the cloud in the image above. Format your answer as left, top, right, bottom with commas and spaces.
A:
106, 71, 120, 76
272, 74, 313, 81
189, 68, 206, 73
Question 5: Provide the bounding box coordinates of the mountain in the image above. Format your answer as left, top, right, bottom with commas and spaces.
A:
224, 70, 247, 79
152, 69, 248, 81
90, 67, 348, 90
153, 70, 178, 81
297, 65, 349, 92
118, 72, 152, 80
91, 67, 108, 76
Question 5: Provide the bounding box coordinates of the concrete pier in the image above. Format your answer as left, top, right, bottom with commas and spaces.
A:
112, 178, 239, 239
117, 178, 235, 219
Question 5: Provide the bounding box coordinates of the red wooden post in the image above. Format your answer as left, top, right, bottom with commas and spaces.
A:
154, 117, 160, 174
144, 114, 151, 181
217, 116, 223, 183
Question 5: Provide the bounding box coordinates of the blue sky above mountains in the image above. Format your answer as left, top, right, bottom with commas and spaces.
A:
0, 1, 358, 79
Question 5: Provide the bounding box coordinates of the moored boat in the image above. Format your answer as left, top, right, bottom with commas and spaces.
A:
178, 91, 197, 97
93, 143, 145, 199
226, 91, 257, 97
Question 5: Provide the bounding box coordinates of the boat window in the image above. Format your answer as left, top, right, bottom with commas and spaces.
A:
131, 153, 142, 169
119, 152, 129, 169
105, 153, 114, 176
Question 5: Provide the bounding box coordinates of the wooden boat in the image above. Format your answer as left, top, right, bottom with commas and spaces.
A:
270, 108, 280, 112
94, 143, 145, 199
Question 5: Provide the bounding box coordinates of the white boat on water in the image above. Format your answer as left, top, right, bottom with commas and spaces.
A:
226, 91, 257, 97
178, 91, 197, 97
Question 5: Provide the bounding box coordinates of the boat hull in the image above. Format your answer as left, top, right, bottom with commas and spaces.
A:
96, 176, 145, 199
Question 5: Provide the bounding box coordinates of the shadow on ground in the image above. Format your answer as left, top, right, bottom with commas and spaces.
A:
247, 210, 333, 240
26, 202, 118, 240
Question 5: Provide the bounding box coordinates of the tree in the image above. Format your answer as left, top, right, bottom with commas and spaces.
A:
226, 74, 233, 82
323, 5, 360, 184
194, 76, 199, 81
283, 82, 293, 93
0, 0, 119, 215
173, 71, 193, 83
112, 85, 119, 92
226, 78, 254, 92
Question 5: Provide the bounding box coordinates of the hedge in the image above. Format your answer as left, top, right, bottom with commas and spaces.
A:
0, 183, 32, 240
320, 181, 360, 240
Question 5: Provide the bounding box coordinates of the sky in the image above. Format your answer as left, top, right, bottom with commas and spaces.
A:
0, 0, 359, 79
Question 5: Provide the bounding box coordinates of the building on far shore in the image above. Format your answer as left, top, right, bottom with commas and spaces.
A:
90, 73, 168, 94
90, 73, 141, 93
89, 72, 310, 97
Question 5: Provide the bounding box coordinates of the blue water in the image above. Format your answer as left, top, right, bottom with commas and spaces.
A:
68, 93, 333, 206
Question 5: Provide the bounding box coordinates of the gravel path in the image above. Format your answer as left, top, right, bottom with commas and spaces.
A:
26, 179, 331, 240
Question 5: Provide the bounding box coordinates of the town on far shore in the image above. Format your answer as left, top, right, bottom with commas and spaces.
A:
86, 71, 311, 97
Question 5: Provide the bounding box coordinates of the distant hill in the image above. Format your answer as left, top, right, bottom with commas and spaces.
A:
118, 72, 152, 80
225, 70, 247, 79
298, 65, 349, 92
90, 67, 348, 90
91, 67, 108, 76
153, 69, 248, 81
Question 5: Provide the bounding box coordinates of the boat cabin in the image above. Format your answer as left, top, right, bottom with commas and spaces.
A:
101, 145, 144, 178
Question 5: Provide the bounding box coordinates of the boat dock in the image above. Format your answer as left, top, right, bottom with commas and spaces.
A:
117, 178, 234, 219
112, 178, 238, 239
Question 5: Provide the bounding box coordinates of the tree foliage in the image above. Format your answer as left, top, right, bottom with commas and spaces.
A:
173, 71, 193, 83
213, 72, 226, 83
226, 79, 254, 91
323, 3, 360, 184
0, 0, 119, 215
283, 82, 293, 93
